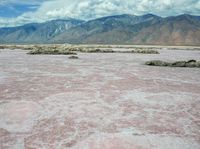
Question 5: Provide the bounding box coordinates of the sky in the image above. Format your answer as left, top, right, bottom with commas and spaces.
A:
0, 0, 200, 27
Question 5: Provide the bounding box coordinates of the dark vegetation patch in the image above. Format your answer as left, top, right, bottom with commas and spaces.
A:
24, 45, 160, 55
0, 44, 162, 55
68, 56, 79, 59
27, 47, 77, 55
77, 48, 114, 53
129, 49, 159, 54
145, 60, 200, 68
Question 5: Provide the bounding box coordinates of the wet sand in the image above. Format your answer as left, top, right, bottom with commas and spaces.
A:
0, 49, 200, 149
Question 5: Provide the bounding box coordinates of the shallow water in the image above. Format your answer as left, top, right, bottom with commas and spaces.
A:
0, 49, 200, 149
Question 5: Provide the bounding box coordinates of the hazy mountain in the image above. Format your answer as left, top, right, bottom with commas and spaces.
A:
52, 14, 161, 44
130, 14, 200, 45
49, 14, 200, 46
0, 14, 200, 45
0, 19, 84, 43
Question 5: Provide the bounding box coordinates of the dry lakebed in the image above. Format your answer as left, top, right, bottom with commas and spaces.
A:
0, 46, 200, 149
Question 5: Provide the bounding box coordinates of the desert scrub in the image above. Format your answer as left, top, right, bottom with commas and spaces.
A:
0, 45, 6, 49
0, 45, 17, 50
145, 60, 169, 66
115, 48, 159, 54
68, 56, 79, 59
131, 49, 159, 54
145, 60, 200, 68
74, 48, 158, 54
79, 48, 114, 53
27, 47, 77, 55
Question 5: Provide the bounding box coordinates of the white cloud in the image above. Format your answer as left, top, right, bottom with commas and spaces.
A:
0, 0, 199, 27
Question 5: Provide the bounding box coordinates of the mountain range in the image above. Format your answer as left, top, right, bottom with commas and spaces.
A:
0, 14, 200, 45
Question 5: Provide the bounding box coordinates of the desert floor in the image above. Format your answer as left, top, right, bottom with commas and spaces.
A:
0, 48, 200, 149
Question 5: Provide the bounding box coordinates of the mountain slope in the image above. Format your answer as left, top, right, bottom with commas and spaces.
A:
52, 14, 161, 44
0, 14, 200, 45
0, 19, 84, 43
52, 14, 200, 45
130, 14, 200, 45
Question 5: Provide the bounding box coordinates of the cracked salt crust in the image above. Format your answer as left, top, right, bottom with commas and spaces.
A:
0, 49, 200, 148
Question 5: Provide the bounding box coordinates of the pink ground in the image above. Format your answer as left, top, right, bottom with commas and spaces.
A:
0, 49, 200, 149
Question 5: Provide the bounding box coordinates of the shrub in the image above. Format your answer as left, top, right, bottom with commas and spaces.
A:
145, 60, 200, 68
27, 47, 77, 55
145, 60, 169, 66
171, 61, 186, 67
131, 49, 159, 54
79, 48, 114, 53
68, 56, 79, 59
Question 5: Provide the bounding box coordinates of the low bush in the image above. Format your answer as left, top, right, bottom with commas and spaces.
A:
27, 47, 77, 55
131, 49, 159, 54
79, 48, 114, 53
145, 60, 200, 68
145, 60, 169, 66
68, 56, 79, 59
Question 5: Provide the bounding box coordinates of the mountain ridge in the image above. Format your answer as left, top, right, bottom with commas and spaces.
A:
0, 14, 200, 45
0, 19, 84, 43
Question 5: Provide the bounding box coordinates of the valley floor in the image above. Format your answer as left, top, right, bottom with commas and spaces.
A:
0, 48, 200, 149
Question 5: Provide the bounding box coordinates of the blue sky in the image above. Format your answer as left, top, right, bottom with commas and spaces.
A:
0, 4, 39, 17
0, 0, 199, 27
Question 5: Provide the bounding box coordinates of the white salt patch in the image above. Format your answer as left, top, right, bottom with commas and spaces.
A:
119, 90, 199, 106
72, 132, 200, 149
0, 101, 42, 133
0, 72, 9, 84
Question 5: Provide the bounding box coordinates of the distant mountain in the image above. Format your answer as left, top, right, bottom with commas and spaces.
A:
0, 19, 84, 43
52, 14, 161, 44
130, 14, 200, 45
0, 14, 200, 45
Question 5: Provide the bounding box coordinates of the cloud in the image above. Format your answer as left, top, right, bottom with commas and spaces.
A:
0, 0, 199, 27
0, 0, 50, 6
